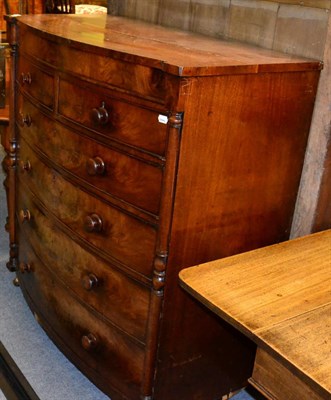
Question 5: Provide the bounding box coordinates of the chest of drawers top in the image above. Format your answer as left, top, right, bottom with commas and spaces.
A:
14, 14, 320, 78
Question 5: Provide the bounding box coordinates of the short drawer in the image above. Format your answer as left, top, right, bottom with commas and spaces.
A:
17, 55, 54, 109
17, 238, 145, 399
19, 25, 166, 103
58, 79, 168, 156
18, 139, 157, 278
17, 189, 150, 341
18, 97, 163, 215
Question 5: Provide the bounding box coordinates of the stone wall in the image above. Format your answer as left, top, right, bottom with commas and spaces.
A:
110, 0, 329, 60
291, 17, 331, 236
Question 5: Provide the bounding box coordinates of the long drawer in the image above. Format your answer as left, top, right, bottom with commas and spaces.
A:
18, 96, 163, 215
17, 185, 150, 341
250, 348, 324, 400
18, 137, 157, 277
17, 236, 145, 400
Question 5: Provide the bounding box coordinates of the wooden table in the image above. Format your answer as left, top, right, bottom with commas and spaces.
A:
179, 230, 331, 400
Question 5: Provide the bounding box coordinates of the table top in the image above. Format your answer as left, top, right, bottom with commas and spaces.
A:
179, 230, 331, 398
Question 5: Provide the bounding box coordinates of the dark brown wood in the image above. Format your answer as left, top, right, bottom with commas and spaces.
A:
4, 14, 321, 400
17, 96, 164, 215
3, 15, 20, 273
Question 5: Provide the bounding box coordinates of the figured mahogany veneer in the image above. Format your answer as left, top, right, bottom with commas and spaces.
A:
3, 14, 322, 400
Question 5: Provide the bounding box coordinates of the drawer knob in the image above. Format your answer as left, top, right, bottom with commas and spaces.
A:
19, 113, 32, 127
20, 159, 32, 173
81, 273, 99, 291
19, 209, 31, 223
91, 102, 109, 125
21, 72, 32, 85
13, 277, 20, 287
84, 214, 103, 233
81, 333, 98, 351
86, 157, 105, 176
19, 262, 32, 273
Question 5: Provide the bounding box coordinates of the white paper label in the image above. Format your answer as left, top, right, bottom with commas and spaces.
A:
158, 114, 168, 124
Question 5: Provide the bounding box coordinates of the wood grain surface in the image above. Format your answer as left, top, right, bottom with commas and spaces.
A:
16, 15, 322, 77
180, 229, 331, 397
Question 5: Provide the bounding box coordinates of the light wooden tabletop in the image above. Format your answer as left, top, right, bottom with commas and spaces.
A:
179, 230, 331, 398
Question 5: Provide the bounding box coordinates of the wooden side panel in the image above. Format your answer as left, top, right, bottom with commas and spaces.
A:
171, 71, 320, 263
154, 70, 320, 399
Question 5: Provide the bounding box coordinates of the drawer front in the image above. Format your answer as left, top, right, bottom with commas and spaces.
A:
17, 188, 150, 341
19, 26, 166, 102
18, 238, 145, 399
18, 139, 157, 277
250, 348, 324, 400
17, 56, 54, 109
18, 98, 163, 215
58, 79, 168, 156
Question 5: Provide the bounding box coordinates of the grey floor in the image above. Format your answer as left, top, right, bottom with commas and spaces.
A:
0, 144, 256, 400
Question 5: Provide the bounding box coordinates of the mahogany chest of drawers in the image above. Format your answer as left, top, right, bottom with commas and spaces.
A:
3, 14, 321, 400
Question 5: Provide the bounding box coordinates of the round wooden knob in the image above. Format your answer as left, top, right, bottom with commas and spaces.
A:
21, 72, 32, 85
91, 102, 109, 125
86, 157, 105, 176
81, 333, 98, 351
19, 159, 32, 173
81, 273, 99, 291
84, 214, 103, 233
19, 262, 32, 274
6, 259, 16, 272
19, 113, 32, 127
19, 209, 31, 223
13, 277, 20, 287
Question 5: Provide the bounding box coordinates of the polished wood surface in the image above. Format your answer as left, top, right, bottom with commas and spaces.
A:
0, 106, 9, 125
3, 14, 321, 400
180, 230, 331, 399
15, 14, 321, 76
0, 43, 10, 126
